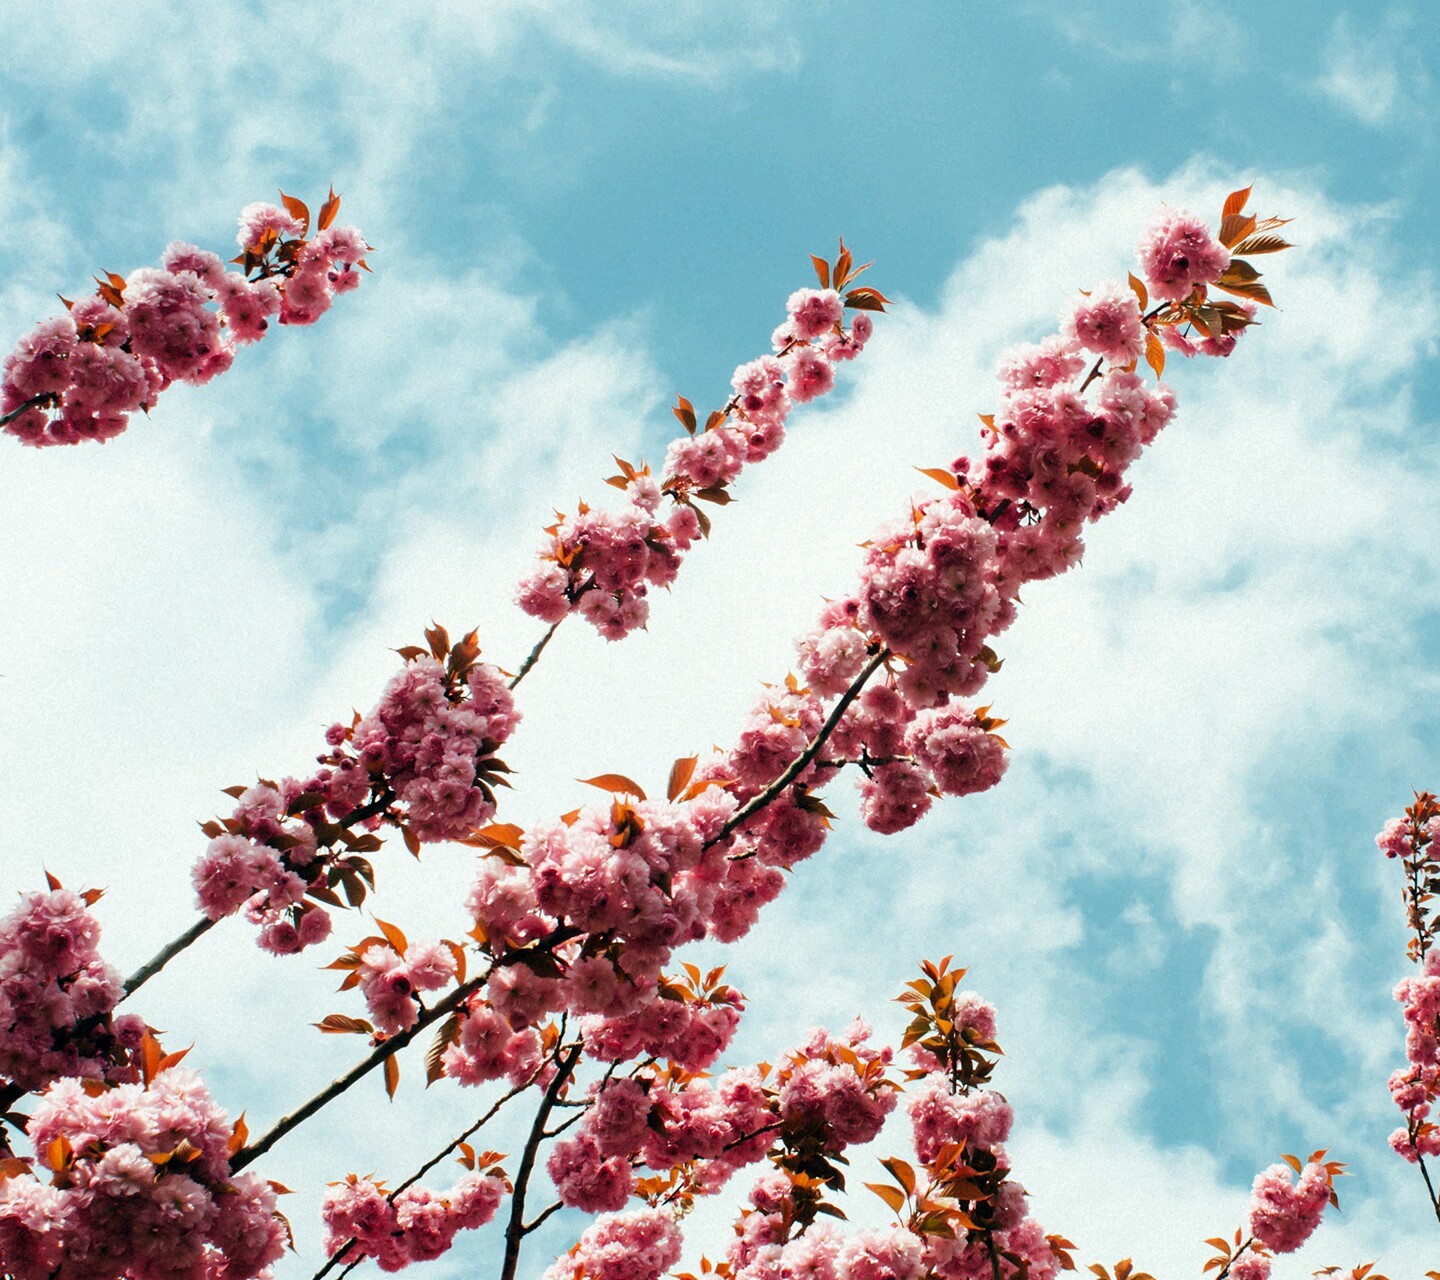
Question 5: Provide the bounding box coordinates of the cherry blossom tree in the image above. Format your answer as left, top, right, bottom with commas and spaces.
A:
3, 181, 1382, 1280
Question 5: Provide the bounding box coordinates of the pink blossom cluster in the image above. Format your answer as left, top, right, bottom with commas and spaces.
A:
2, 199, 367, 448
320, 1169, 505, 1272
191, 649, 519, 955
1246, 1161, 1332, 1254
332, 655, 521, 843
546, 1018, 894, 1218
1136, 210, 1230, 302
1387, 945, 1440, 1161
0, 889, 145, 1095
775, 210, 1247, 838
715, 991, 1060, 1280
458, 789, 745, 1057
0, 1069, 286, 1280
515, 287, 874, 640
542, 1206, 683, 1280
355, 939, 457, 1035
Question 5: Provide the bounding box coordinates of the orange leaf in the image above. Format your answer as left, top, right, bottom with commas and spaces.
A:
578, 774, 648, 800
810, 255, 831, 289
672, 395, 697, 434
1127, 272, 1149, 311
1222, 184, 1253, 220
1145, 332, 1165, 379
228, 1112, 249, 1156
375, 917, 408, 954
865, 1182, 907, 1212
667, 756, 698, 802
383, 1054, 400, 1100
279, 191, 311, 235
317, 187, 341, 232
1218, 212, 1257, 249
915, 466, 959, 491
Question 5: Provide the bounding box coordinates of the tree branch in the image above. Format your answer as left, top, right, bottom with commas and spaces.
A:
123, 916, 216, 998
231, 969, 490, 1173
710, 646, 890, 850
310, 1067, 546, 1280
509, 620, 563, 691
500, 1042, 583, 1280
0, 394, 51, 428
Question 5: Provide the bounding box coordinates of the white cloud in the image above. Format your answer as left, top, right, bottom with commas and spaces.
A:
3, 158, 1439, 1278
1316, 12, 1431, 130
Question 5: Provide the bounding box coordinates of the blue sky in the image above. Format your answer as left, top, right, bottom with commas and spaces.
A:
2, 3, 1438, 1277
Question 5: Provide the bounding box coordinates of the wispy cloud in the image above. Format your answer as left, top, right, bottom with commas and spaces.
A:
1316, 12, 1432, 130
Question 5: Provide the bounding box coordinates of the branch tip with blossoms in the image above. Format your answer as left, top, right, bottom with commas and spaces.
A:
2, 188, 368, 447
514, 241, 885, 646
1377, 790, 1440, 1220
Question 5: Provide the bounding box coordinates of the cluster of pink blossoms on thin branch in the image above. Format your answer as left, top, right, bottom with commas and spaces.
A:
2, 183, 1386, 1280
1376, 791, 1440, 1223
0, 190, 368, 447
517, 245, 885, 640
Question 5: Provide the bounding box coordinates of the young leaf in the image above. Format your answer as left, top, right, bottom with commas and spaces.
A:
1145, 332, 1165, 379
375, 918, 409, 954
317, 187, 341, 232
667, 756, 699, 802
1222, 184, 1253, 220
1127, 272, 1149, 311
579, 774, 648, 800
383, 1054, 400, 1100
916, 466, 960, 491
279, 191, 311, 235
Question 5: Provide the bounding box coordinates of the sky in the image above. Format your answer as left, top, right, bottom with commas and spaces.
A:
1, 2, 1439, 1277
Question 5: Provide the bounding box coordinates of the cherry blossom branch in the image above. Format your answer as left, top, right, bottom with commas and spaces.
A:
121, 788, 398, 1002
230, 969, 490, 1172
509, 619, 563, 691
500, 1042, 584, 1280
0, 393, 50, 428
712, 646, 890, 850
310, 1065, 547, 1280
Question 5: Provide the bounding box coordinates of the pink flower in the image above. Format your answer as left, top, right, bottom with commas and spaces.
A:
1247, 1161, 1331, 1254
1137, 209, 1229, 302
236, 201, 302, 251
785, 288, 844, 340
1063, 283, 1145, 367
785, 346, 835, 403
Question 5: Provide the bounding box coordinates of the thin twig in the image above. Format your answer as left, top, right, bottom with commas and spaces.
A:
501, 1043, 583, 1280
121, 789, 396, 1004
232, 925, 578, 1172
509, 620, 563, 691
710, 647, 890, 849
231, 968, 491, 1172
0, 394, 50, 428
310, 1069, 545, 1280
523, 1199, 564, 1236
122, 916, 216, 998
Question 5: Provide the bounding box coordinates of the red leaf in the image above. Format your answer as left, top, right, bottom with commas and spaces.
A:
314, 1014, 375, 1034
